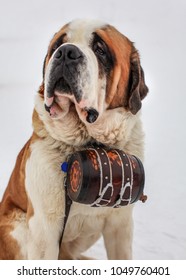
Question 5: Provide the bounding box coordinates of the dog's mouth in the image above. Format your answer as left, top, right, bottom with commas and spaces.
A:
55, 77, 72, 95
44, 77, 99, 123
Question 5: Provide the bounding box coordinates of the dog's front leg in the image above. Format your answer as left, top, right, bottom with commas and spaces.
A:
103, 206, 133, 260
25, 141, 66, 259
27, 215, 61, 259
26, 184, 65, 260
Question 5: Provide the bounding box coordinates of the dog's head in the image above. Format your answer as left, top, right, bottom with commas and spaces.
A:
36, 19, 148, 147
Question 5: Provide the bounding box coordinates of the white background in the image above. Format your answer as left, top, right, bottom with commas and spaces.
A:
0, 0, 186, 259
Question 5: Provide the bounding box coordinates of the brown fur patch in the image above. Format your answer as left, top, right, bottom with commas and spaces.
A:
0, 211, 23, 259
96, 26, 133, 108
0, 139, 32, 215
0, 134, 38, 259
32, 108, 48, 138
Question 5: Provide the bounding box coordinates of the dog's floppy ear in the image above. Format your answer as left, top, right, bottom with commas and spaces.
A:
42, 54, 47, 79
38, 54, 47, 97
127, 48, 148, 114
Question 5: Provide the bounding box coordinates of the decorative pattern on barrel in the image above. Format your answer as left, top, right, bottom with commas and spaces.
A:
65, 147, 145, 208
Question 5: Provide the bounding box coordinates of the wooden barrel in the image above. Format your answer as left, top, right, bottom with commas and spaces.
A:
65, 147, 145, 207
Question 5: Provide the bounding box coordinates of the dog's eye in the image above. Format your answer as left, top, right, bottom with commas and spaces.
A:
94, 41, 106, 56
92, 33, 115, 73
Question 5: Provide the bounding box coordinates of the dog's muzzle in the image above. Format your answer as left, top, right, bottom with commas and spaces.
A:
46, 44, 84, 102
44, 44, 99, 123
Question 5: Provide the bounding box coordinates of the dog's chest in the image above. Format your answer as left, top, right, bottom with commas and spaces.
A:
62, 203, 110, 242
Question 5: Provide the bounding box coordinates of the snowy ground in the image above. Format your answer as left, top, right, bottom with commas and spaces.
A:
0, 0, 186, 259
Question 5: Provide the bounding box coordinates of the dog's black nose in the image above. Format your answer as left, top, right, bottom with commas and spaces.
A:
54, 44, 82, 62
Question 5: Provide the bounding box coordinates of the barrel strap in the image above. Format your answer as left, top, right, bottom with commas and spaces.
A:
58, 184, 72, 257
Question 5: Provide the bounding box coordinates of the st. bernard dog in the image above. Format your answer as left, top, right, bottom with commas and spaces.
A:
0, 19, 148, 260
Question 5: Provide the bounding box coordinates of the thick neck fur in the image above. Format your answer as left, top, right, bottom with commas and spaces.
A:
33, 94, 144, 161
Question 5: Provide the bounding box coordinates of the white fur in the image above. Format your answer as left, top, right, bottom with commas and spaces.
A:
25, 139, 66, 259
68, 19, 106, 43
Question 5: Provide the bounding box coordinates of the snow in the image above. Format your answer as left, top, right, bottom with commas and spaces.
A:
0, 0, 186, 259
